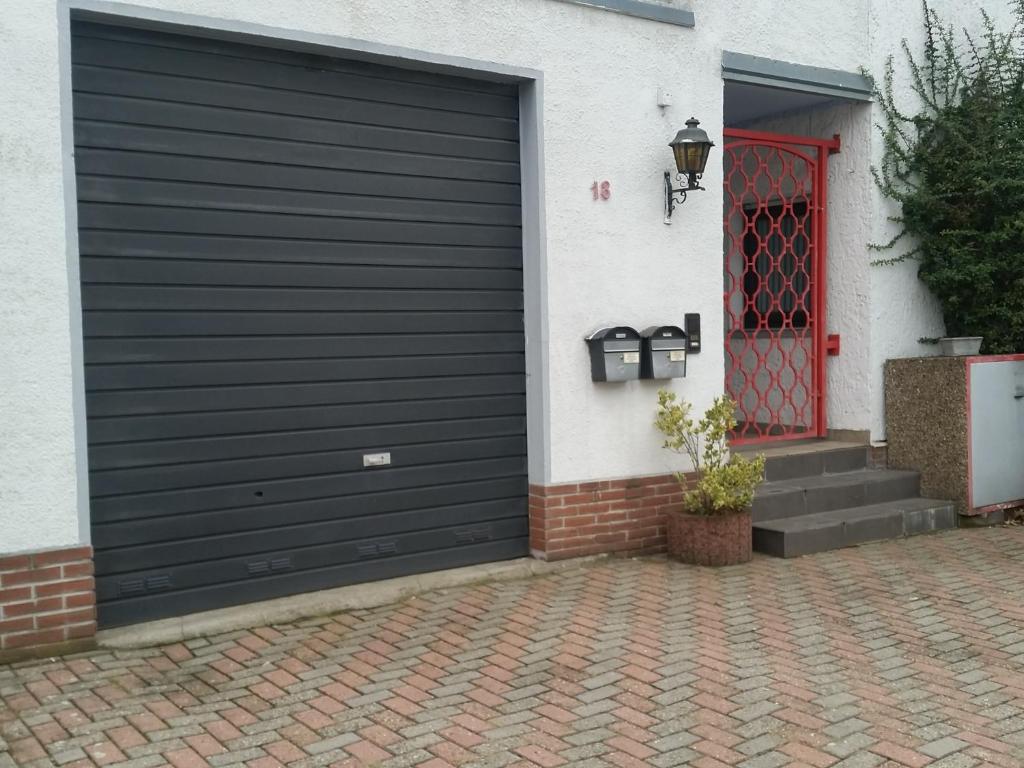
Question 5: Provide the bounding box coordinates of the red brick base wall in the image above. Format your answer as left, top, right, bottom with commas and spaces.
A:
0, 546, 96, 656
529, 474, 686, 560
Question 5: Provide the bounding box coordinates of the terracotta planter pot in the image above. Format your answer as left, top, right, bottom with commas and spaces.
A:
666, 509, 752, 566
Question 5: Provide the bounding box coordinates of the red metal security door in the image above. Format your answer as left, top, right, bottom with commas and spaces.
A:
723, 129, 838, 444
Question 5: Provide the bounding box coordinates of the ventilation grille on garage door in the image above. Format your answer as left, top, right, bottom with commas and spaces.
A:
455, 525, 493, 545
247, 557, 293, 576
358, 541, 399, 559
118, 574, 172, 597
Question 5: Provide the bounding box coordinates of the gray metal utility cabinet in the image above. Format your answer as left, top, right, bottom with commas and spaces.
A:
885, 353, 1024, 519
586, 327, 641, 382
640, 325, 688, 379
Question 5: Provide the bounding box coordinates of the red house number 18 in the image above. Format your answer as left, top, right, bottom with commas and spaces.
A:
591, 180, 611, 200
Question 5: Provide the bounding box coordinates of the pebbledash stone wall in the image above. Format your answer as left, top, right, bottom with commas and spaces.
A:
0, 546, 96, 659
529, 474, 685, 560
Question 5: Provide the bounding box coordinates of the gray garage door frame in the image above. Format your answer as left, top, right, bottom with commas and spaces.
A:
58, 7, 550, 628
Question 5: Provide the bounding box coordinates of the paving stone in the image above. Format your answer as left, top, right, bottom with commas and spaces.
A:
2, 528, 1024, 768
920, 736, 970, 759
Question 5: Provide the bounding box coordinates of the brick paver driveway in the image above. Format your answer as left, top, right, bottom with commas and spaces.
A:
4, 528, 1024, 768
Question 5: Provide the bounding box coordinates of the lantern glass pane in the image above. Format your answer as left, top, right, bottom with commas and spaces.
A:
685, 144, 702, 170
697, 143, 711, 173
672, 145, 687, 174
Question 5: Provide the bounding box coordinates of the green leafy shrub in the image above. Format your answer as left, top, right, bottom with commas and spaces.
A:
871, 1, 1024, 353
654, 390, 765, 516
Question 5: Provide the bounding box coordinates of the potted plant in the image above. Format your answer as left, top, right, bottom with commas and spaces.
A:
654, 390, 765, 566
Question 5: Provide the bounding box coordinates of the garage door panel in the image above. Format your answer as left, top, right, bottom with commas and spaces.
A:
95, 515, 527, 601
84, 333, 525, 365
97, 537, 529, 628
72, 65, 519, 141
83, 311, 524, 337
79, 231, 523, 269
91, 456, 527, 523
89, 415, 527, 470
74, 122, 521, 183
77, 177, 522, 227
72, 36, 519, 119
78, 203, 522, 247
75, 147, 521, 202
74, 22, 518, 98
85, 375, 525, 417
86, 353, 525, 390
72, 100, 521, 165
74, 21, 527, 627
90, 434, 527, 496
86, 395, 526, 444
82, 287, 522, 314
81, 257, 522, 291
96, 499, 527, 574
94, 476, 527, 548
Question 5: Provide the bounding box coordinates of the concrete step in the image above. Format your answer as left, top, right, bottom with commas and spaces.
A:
761, 445, 868, 482
753, 498, 957, 558
753, 469, 920, 522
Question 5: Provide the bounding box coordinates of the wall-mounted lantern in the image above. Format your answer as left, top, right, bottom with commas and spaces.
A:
664, 117, 714, 221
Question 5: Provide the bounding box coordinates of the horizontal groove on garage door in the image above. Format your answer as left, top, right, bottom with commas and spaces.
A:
71, 33, 519, 116
85, 375, 526, 416
92, 456, 528, 522
84, 334, 526, 364
73, 122, 521, 183
89, 415, 528, 469
76, 178, 522, 227
95, 501, 528, 574
86, 395, 527, 443
73, 21, 527, 627
94, 476, 527, 546
80, 258, 522, 289
71, 63, 519, 138
99, 539, 529, 627
77, 204, 522, 246
83, 311, 524, 336
72, 22, 517, 95
72, 107, 521, 164
78, 232, 524, 268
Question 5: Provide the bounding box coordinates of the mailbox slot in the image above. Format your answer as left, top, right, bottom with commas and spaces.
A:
641, 325, 688, 379
585, 326, 642, 382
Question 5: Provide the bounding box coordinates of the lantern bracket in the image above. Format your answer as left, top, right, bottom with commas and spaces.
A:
664, 171, 705, 222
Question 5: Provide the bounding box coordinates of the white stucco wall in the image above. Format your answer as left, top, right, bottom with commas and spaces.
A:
0, 4, 82, 553
2, 0, 1007, 555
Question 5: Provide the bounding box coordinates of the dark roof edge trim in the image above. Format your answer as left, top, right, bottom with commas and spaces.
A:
552, 0, 695, 28
722, 51, 873, 102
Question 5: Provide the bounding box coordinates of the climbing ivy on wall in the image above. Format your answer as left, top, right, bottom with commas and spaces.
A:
872, 0, 1024, 353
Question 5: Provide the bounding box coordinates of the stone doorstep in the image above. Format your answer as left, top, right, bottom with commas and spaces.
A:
753, 498, 958, 558
97, 554, 606, 650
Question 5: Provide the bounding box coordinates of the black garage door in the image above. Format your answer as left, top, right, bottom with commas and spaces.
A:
71, 21, 528, 627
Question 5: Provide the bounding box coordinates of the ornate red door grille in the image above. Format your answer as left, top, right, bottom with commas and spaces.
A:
723, 128, 839, 444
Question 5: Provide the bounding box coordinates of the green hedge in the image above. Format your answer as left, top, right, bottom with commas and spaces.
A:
872, 1, 1024, 353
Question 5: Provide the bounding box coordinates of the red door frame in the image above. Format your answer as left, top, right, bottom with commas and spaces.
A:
723, 128, 840, 444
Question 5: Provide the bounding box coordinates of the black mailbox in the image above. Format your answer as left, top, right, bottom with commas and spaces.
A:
641, 325, 688, 379
585, 326, 641, 382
